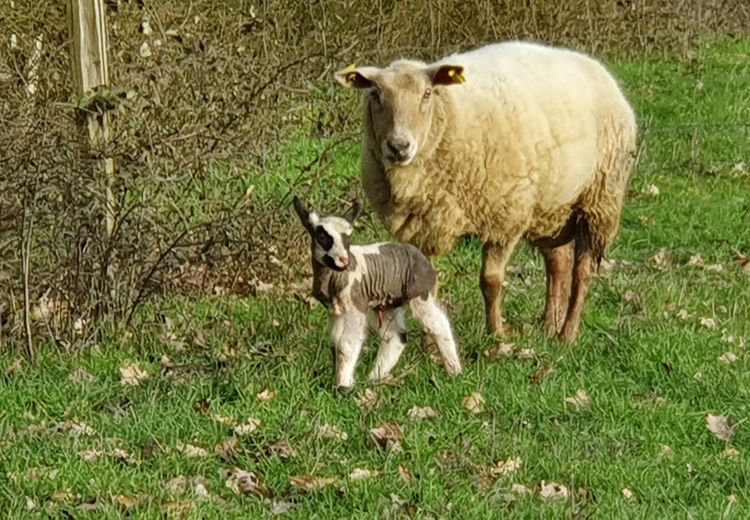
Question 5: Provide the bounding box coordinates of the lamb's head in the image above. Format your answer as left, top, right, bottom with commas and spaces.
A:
335, 60, 466, 166
293, 196, 362, 272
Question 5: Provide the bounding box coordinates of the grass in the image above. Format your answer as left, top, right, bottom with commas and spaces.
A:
2, 36, 750, 518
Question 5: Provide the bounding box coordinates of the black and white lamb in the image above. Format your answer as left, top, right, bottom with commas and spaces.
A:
293, 196, 462, 389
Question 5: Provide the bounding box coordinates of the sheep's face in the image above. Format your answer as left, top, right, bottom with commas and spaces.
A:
293, 197, 362, 272
335, 62, 465, 167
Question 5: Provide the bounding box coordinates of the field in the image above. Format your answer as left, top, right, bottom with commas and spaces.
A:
1, 37, 749, 518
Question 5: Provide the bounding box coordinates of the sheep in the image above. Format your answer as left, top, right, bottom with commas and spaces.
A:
334, 41, 637, 343
292, 195, 462, 389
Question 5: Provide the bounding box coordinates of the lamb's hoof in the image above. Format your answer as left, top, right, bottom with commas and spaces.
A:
333, 385, 355, 396
558, 325, 579, 344
444, 363, 463, 376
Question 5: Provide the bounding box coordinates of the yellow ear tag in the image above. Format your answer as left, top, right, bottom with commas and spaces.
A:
343, 63, 357, 72
447, 68, 466, 84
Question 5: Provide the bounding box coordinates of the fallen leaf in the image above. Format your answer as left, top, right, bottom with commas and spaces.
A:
564, 389, 591, 409
225, 468, 271, 497
192, 398, 211, 414
115, 495, 141, 510
650, 248, 670, 269
676, 309, 691, 321
659, 445, 674, 458
160, 355, 175, 368
289, 475, 337, 492
407, 406, 439, 421
5, 358, 23, 375
257, 389, 277, 402
687, 253, 704, 266
68, 367, 96, 384
724, 447, 740, 459
622, 487, 635, 501
119, 363, 149, 386
215, 436, 240, 460
112, 448, 137, 465
646, 184, 660, 197
719, 352, 738, 364
511, 483, 532, 496
270, 500, 299, 515
370, 422, 405, 451
54, 419, 97, 437
176, 442, 209, 458
348, 468, 377, 482
531, 366, 555, 385
699, 317, 718, 330
79, 450, 102, 462
515, 348, 535, 360
355, 389, 379, 408
462, 391, 486, 413
705, 263, 724, 273
486, 343, 515, 360
316, 424, 348, 442
165, 476, 189, 494
734, 251, 750, 273
266, 439, 298, 459
707, 414, 736, 441
25, 497, 36, 511
139, 41, 152, 58
194, 482, 210, 499
539, 480, 569, 501
52, 490, 74, 503
490, 457, 522, 476
399, 465, 412, 483
233, 418, 261, 436
212, 413, 236, 426
163, 501, 193, 515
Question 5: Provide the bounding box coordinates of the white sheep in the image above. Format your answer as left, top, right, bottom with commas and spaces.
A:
293, 196, 462, 389
335, 41, 637, 343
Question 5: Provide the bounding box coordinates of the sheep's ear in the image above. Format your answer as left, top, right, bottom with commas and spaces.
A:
334, 65, 378, 89
343, 199, 362, 225
428, 64, 466, 86
292, 196, 315, 233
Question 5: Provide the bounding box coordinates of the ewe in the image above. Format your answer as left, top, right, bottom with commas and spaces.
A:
336, 41, 637, 342
293, 196, 461, 389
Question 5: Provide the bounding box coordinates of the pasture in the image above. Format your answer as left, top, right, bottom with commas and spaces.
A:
1, 36, 749, 518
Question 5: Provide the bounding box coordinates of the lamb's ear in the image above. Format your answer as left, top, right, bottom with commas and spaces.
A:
427, 64, 466, 86
293, 196, 316, 233
343, 199, 362, 225
334, 65, 379, 89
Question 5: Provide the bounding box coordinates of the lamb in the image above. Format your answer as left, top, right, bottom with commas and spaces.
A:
293, 195, 462, 389
335, 41, 637, 343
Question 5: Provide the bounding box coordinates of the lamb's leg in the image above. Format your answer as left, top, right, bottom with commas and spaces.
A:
368, 308, 407, 382
330, 310, 368, 389
541, 242, 574, 336
559, 231, 594, 343
409, 295, 461, 375
480, 239, 520, 336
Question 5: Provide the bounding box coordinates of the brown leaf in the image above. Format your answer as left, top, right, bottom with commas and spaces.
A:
515, 348, 535, 360
115, 495, 142, 510
622, 487, 635, 501
370, 421, 405, 450
4, 358, 23, 375
192, 398, 212, 414
706, 414, 736, 441
355, 388, 379, 408
270, 500, 300, 515
68, 367, 96, 384
718, 352, 738, 364
257, 389, 277, 402
266, 439, 298, 459
407, 406, 439, 421
211, 413, 236, 426
233, 418, 261, 436
348, 468, 377, 482
225, 468, 271, 497
734, 251, 750, 273
112, 448, 137, 465
539, 481, 569, 501
399, 465, 412, 483
699, 316, 718, 330
649, 248, 670, 270
490, 457, 523, 477
723, 447, 741, 459
176, 442, 209, 458
462, 391, 485, 413
289, 475, 337, 492
163, 500, 193, 516
485, 343, 515, 360
79, 449, 103, 463
119, 363, 149, 386
215, 436, 240, 460
316, 424, 348, 442
511, 483, 532, 496
531, 366, 555, 385
564, 389, 591, 409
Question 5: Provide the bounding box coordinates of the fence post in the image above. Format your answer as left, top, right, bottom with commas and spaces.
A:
68, 0, 115, 238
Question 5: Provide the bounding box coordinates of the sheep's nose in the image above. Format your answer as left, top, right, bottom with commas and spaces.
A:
339, 256, 349, 268
387, 137, 410, 160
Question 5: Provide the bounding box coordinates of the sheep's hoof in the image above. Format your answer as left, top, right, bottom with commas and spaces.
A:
333, 384, 355, 396
558, 325, 579, 344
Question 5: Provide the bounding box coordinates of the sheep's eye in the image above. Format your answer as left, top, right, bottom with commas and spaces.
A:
315, 227, 333, 250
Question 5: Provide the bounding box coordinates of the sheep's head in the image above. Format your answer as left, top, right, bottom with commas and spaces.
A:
335, 61, 465, 167
293, 196, 362, 272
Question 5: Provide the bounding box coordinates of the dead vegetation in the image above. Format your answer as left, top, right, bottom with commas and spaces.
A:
0, 0, 748, 349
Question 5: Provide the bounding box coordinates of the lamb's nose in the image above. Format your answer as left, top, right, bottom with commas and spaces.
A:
339, 256, 349, 268
387, 138, 410, 160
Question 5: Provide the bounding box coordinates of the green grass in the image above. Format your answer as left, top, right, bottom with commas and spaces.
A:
2, 37, 750, 518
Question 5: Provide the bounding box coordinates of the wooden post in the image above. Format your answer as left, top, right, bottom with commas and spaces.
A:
68, 0, 115, 240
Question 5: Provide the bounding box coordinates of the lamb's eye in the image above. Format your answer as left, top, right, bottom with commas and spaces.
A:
315, 228, 333, 250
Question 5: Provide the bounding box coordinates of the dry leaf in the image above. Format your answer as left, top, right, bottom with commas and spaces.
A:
289, 475, 337, 492
355, 388, 379, 408
707, 414, 736, 441
659, 445, 674, 458
646, 184, 660, 197
734, 252, 750, 273
539, 481, 569, 501
407, 406, 439, 421
212, 413, 236, 426
724, 447, 740, 459
515, 348, 535, 360
511, 483, 532, 496
139, 41, 152, 58
564, 389, 591, 409
266, 439, 298, 459
399, 465, 412, 483
5, 358, 23, 375
676, 309, 691, 321
257, 389, 277, 402
271, 500, 299, 515
115, 495, 141, 510
370, 422, 405, 450
705, 263, 724, 273
699, 317, 718, 330
25, 497, 36, 511
79, 450, 102, 463
194, 482, 210, 499
119, 363, 149, 386
316, 424, 348, 442
225, 468, 270, 497
531, 366, 555, 385
51, 490, 74, 503
55, 419, 96, 437
348, 468, 377, 482
650, 248, 670, 269
163, 501, 193, 515
687, 253, 704, 266
486, 343, 515, 360
622, 487, 635, 501
166, 476, 189, 494
68, 368, 96, 384
719, 352, 738, 364
176, 442, 209, 458
160, 355, 175, 368
490, 457, 522, 476
462, 391, 486, 413
233, 418, 261, 436
112, 448, 137, 465
215, 436, 240, 461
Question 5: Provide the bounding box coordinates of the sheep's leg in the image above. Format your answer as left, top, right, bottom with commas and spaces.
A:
409, 295, 462, 375
330, 310, 368, 389
480, 239, 520, 336
559, 232, 594, 343
368, 308, 407, 381
541, 242, 574, 336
